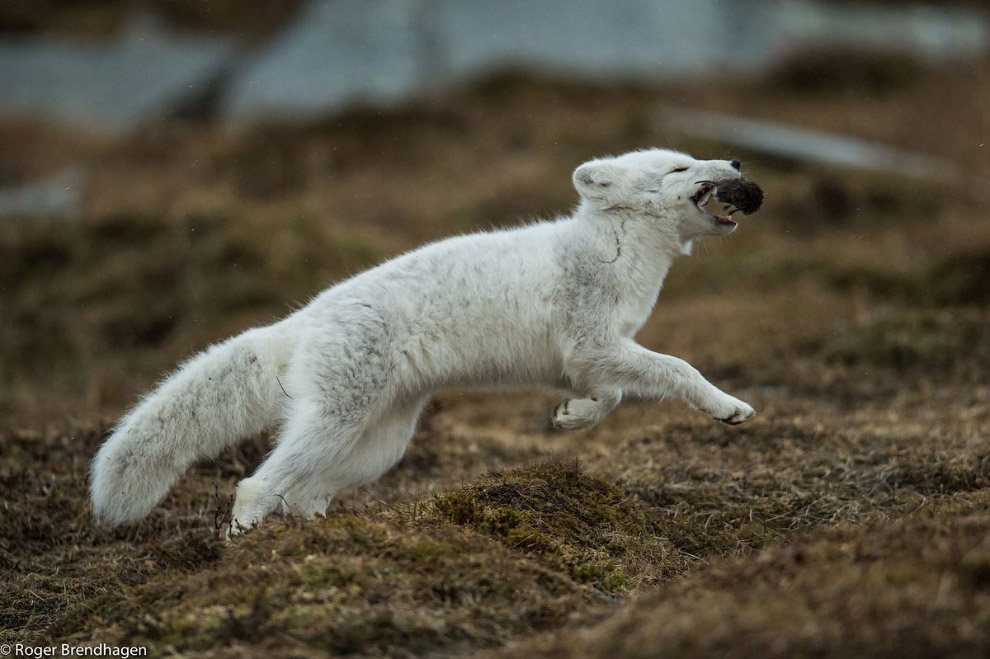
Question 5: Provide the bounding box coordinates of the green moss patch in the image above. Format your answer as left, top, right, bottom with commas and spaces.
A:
430, 460, 678, 592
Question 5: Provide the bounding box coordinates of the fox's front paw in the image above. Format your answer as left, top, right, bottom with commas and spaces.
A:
702, 394, 756, 425
551, 398, 601, 431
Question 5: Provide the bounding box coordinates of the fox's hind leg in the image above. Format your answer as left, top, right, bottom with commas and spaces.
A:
229, 395, 424, 534
228, 311, 422, 535
282, 395, 427, 518
229, 475, 282, 535
229, 393, 374, 535
230, 384, 377, 534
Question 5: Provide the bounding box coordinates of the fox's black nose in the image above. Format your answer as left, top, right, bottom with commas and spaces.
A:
730, 159, 741, 171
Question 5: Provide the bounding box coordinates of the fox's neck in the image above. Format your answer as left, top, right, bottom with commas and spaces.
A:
577, 202, 684, 312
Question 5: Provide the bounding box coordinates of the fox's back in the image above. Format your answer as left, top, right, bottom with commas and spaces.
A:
302, 220, 570, 389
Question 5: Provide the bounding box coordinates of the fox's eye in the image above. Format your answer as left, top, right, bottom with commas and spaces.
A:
670, 167, 689, 174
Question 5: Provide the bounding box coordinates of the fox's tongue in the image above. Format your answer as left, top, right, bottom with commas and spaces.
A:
697, 190, 736, 225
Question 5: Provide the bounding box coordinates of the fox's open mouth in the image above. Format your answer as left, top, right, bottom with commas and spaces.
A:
692, 177, 764, 227
692, 182, 736, 227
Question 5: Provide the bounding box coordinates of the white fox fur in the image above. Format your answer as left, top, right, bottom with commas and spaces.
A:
91, 148, 756, 534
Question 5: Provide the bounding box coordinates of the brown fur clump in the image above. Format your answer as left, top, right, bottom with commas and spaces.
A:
715, 178, 764, 215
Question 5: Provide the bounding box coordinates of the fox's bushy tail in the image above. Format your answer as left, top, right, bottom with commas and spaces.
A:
90, 322, 296, 528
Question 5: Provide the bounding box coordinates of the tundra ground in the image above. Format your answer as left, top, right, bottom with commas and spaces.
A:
2, 61, 989, 657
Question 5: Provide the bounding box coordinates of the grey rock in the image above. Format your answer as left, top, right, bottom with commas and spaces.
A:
1, 1, 987, 130
0, 15, 235, 132
222, 0, 426, 123
221, 0, 988, 125
0, 167, 85, 220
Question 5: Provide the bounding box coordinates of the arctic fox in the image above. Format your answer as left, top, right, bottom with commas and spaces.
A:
91, 148, 758, 535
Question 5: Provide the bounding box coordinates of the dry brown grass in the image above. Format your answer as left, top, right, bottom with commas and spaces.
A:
2, 62, 990, 656
499, 494, 990, 659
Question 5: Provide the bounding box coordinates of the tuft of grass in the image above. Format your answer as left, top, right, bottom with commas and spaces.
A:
430, 459, 677, 592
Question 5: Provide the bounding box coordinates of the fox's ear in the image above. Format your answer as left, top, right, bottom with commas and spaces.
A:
573, 159, 625, 202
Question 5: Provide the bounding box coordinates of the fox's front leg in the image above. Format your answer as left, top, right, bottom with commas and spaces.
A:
568, 340, 755, 425
551, 388, 621, 431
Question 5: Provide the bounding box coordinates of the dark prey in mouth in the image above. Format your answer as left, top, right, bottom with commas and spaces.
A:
713, 178, 764, 215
